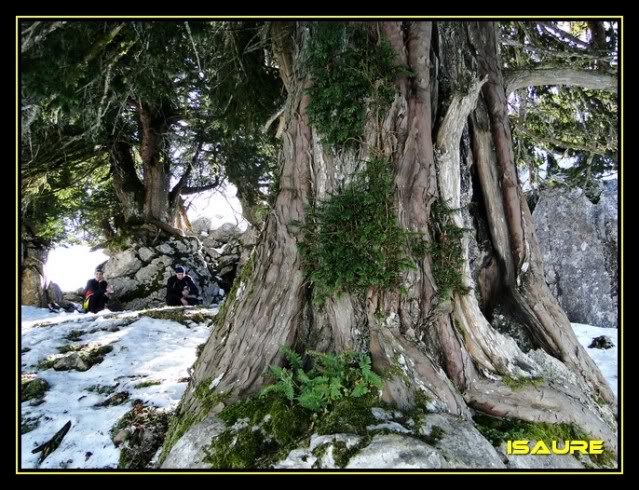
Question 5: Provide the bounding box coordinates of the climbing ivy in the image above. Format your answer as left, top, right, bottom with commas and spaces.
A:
297, 155, 423, 304
306, 22, 406, 147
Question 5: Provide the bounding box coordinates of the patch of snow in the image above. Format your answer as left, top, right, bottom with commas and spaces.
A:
21, 306, 216, 469
571, 323, 618, 398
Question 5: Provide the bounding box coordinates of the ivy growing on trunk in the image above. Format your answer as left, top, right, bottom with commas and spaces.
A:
297, 155, 424, 304
306, 22, 405, 147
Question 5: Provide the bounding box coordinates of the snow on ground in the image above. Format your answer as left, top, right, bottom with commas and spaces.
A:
19, 307, 618, 470
571, 323, 619, 399
20, 306, 215, 469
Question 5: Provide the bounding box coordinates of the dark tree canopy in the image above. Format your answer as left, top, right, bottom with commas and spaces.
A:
20, 20, 617, 246
21, 20, 285, 246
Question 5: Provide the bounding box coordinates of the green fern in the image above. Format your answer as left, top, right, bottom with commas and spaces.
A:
261, 347, 383, 413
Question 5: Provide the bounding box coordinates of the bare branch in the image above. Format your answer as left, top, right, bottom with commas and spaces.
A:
539, 22, 591, 50
181, 177, 221, 196
262, 103, 286, 134
504, 68, 617, 95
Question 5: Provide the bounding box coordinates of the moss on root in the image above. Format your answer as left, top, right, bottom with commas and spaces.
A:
473, 414, 617, 468
501, 375, 544, 391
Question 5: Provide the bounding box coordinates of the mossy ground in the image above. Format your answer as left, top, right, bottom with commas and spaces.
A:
21, 375, 50, 402
473, 414, 617, 468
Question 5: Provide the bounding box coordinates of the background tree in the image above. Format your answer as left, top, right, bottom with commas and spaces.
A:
21, 20, 283, 247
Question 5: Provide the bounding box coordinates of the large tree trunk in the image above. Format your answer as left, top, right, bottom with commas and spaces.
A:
138, 102, 171, 224
109, 140, 144, 223
179, 21, 617, 453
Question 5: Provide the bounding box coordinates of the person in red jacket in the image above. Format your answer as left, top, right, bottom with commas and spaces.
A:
83, 267, 113, 313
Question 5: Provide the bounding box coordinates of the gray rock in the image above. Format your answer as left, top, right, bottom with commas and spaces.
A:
172, 238, 191, 255
53, 352, 89, 372
45, 282, 65, 305
21, 374, 50, 402
109, 277, 140, 298
191, 217, 212, 234
273, 448, 318, 469
22, 256, 47, 307
104, 250, 142, 278
208, 223, 241, 244
155, 243, 175, 256
204, 249, 221, 260
134, 256, 173, 285
346, 434, 450, 469
419, 413, 506, 468
240, 227, 260, 247
274, 433, 362, 469
101, 238, 224, 310
138, 247, 156, 263
125, 291, 167, 312
63, 291, 84, 303
532, 184, 618, 328
161, 417, 227, 468
589, 336, 614, 349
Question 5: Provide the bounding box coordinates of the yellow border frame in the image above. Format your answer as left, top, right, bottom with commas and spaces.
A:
16, 14, 623, 476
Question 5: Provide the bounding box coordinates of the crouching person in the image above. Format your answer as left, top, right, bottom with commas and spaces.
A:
83, 267, 113, 313
166, 266, 201, 306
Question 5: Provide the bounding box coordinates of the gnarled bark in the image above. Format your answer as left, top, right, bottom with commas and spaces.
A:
178, 20, 617, 457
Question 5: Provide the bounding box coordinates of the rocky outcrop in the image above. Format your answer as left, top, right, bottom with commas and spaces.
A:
201, 223, 259, 291
160, 417, 226, 469
103, 236, 223, 310
532, 180, 618, 328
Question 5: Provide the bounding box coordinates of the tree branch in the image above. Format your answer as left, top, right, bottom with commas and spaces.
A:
501, 38, 616, 62
504, 68, 617, 95
21, 21, 67, 54
169, 139, 203, 204
538, 22, 592, 50
146, 217, 185, 237
180, 177, 221, 196
262, 103, 286, 134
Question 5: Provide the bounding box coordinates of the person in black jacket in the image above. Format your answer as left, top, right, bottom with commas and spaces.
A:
83, 267, 113, 313
166, 266, 200, 306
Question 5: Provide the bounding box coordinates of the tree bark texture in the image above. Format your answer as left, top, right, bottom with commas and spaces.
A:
178, 21, 617, 452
